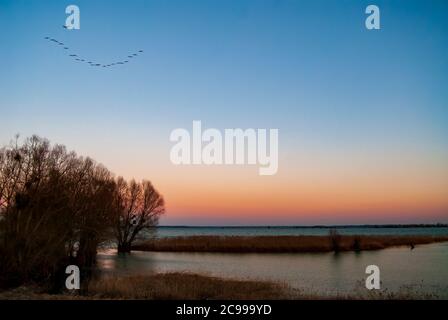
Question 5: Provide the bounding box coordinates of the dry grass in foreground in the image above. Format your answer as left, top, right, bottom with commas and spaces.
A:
0, 273, 440, 300
132, 235, 448, 253
87, 273, 293, 300
87, 274, 441, 300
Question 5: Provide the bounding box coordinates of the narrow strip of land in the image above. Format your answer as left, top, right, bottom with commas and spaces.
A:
132, 235, 448, 253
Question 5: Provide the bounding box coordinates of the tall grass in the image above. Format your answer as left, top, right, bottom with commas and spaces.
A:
1, 273, 439, 300
132, 235, 448, 253
87, 273, 293, 300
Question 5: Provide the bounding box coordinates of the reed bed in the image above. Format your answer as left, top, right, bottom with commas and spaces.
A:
132, 235, 448, 253
87, 273, 294, 300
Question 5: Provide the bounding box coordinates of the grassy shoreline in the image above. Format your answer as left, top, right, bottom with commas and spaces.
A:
0, 273, 294, 300
132, 235, 448, 253
0, 272, 438, 300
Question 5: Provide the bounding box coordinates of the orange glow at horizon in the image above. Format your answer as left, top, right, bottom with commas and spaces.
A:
94, 141, 448, 224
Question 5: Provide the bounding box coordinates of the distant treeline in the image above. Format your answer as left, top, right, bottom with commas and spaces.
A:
0, 135, 164, 290
158, 224, 448, 229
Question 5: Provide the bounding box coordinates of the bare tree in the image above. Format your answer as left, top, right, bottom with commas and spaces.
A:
0, 136, 116, 289
113, 178, 165, 253
0, 135, 165, 289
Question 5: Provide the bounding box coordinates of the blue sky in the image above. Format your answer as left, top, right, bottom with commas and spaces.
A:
1, 0, 448, 224
1, 0, 447, 143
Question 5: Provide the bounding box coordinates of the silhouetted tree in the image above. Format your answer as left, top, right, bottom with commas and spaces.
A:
329, 229, 342, 253
113, 178, 164, 253
0, 135, 165, 289
0, 136, 116, 289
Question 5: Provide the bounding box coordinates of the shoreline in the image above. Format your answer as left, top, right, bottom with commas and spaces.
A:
0, 272, 439, 300
132, 235, 448, 253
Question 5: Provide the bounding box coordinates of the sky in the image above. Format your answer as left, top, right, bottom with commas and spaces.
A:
1, 0, 448, 225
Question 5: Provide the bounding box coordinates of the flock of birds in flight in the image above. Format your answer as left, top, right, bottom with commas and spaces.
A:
44, 26, 143, 68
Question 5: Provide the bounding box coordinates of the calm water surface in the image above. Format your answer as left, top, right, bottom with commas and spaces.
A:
97, 242, 448, 298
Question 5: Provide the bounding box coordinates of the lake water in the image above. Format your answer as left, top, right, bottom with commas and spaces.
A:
97, 241, 448, 299
155, 226, 448, 238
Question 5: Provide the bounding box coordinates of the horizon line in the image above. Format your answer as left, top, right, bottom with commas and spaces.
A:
157, 223, 448, 228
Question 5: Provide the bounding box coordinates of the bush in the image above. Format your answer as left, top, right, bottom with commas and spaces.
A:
353, 236, 361, 252
0, 135, 165, 290
0, 136, 114, 289
329, 229, 341, 253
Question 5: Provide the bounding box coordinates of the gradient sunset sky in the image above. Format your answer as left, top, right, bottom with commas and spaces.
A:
1, 0, 448, 225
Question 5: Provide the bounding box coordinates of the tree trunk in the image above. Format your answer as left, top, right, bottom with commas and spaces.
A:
117, 242, 131, 253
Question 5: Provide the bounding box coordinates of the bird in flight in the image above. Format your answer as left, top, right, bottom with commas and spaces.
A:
45, 36, 144, 69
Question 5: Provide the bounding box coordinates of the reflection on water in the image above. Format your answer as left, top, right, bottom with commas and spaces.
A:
97, 242, 448, 298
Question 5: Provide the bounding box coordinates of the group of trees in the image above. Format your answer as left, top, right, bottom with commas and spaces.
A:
0, 135, 164, 290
